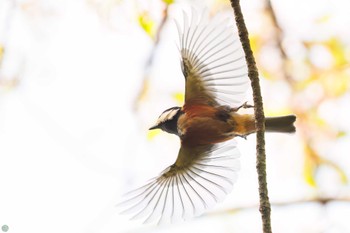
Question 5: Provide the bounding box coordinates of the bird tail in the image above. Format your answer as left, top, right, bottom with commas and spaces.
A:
265, 115, 296, 133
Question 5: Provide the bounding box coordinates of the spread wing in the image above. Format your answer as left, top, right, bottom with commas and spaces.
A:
118, 140, 240, 224
175, 10, 249, 107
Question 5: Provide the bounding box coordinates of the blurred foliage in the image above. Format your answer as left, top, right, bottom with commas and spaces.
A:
0, 2, 348, 232
0, 44, 4, 63
302, 38, 349, 98
147, 128, 161, 140
248, 2, 350, 188
138, 11, 156, 39
133, 1, 171, 111
84, 0, 350, 190
2, 0, 347, 193
172, 92, 184, 106
128, 0, 350, 192
304, 143, 348, 187
134, 77, 151, 112
162, 0, 174, 5
86, 0, 123, 19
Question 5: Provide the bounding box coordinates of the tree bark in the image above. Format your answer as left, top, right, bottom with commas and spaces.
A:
229, 0, 272, 232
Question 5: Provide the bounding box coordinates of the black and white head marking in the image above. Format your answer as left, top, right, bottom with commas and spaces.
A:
157, 107, 181, 123
150, 106, 182, 135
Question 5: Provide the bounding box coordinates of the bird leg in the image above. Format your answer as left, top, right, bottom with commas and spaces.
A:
223, 132, 248, 140
236, 134, 248, 140
231, 101, 254, 112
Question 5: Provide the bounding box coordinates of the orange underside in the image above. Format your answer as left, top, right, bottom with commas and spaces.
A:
180, 104, 256, 147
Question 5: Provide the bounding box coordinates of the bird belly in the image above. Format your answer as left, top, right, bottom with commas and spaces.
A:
179, 116, 235, 146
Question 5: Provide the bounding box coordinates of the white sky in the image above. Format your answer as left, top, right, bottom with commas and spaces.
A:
0, 0, 350, 232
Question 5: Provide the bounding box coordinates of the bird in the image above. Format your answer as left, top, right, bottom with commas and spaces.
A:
119, 9, 296, 224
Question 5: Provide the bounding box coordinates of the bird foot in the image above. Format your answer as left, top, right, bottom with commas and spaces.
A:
236, 134, 247, 140
224, 132, 248, 140
231, 102, 254, 112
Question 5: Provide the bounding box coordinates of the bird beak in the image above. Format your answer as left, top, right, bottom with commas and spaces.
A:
149, 124, 159, 130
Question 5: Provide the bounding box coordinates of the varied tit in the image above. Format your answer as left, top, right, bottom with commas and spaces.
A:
119, 10, 296, 224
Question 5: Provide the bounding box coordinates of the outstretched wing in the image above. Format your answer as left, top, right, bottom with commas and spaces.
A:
176, 10, 249, 107
118, 140, 240, 224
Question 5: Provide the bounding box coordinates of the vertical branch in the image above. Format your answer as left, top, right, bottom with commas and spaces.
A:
133, 5, 170, 111
229, 0, 272, 233
264, 0, 294, 84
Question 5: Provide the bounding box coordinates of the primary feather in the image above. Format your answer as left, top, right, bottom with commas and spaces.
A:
118, 9, 249, 224
119, 141, 240, 224
175, 9, 249, 107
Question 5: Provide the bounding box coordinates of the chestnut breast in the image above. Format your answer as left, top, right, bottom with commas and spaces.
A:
179, 105, 235, 146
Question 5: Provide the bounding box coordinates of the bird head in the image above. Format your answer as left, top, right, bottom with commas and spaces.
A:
149, 106, 182, 135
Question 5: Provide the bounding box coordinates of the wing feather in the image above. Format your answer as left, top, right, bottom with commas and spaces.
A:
118, 140, 240, 224
176, 10, 249, 106
118, 9, 246, 225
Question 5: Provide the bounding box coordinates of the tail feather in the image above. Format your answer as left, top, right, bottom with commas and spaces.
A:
265, 115, 296, 133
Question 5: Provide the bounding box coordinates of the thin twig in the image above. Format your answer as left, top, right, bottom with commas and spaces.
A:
133, 5, 169, 111
264, 0, 294, 84
229, 0, 271, 232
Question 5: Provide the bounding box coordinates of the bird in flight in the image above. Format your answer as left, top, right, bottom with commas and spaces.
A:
119, 9, 296, 224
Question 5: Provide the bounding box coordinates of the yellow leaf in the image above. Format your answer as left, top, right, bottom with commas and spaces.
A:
260, 68, 275, 80
337, 131, 347, 138
314, 115, 327, 127
162, 0, 174, 5
322, 71, 350, 97
249, 34, 261, 54
0, 44, 4, 61
323, 159, 348, 184
147, 129, 161, 141
303, 143, 348, 187
303, 144, 321, 187
303, 157, 317, 187
172, 92, 184, 105
315, 15, 331, 24
295, 73, 317, 91
334, 165, 348, 184
325, 37, 347, 67
303, 161, 317, 187
138, 12, 155, 38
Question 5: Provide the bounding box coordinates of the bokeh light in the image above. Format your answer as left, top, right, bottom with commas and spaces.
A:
0, 0, 349, 232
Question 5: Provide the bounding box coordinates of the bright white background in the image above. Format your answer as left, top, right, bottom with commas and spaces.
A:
0, 0, 350, 232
